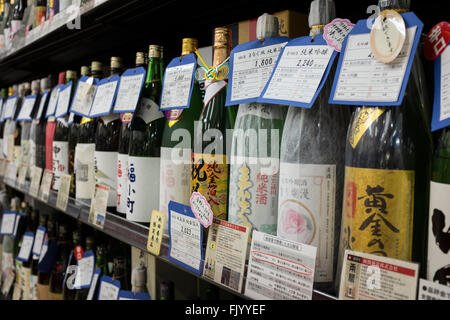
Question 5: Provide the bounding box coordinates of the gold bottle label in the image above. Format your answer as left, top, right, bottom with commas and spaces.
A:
341, 166, 414, 260
349, 108, 385, 149
191, 154, 228, 220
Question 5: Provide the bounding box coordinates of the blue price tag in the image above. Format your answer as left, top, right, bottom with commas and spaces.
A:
45, 85, 62, 119
32, 226, 46, 256
168, 201, 204, 275
35, 90, 50, 121
4, 95, 18, 120
69, 76, 100, 117
89, 75, 120, 117
329, 12, 423, 106
258, 34, 338, 108
16, 95, 38, 121
17, 232, 35, 262
432, 45, 450, 131
226, 37, 290, 106
98, 275, 121, 300
113, 67, 147, 114
160, 53, 197, 111
73, 250, 96, 289
118, 290, 151, 300
0, 211, 17, 235
55, 81, 73, 119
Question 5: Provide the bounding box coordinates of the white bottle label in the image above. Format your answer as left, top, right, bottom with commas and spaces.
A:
94, 151, 118, 208
159, 147, 192, 231
127, 156, 160, 223
277, 163, 336, 283
52, 141, 69, 191
75, 143, 96, 200
117, 153, 128, 214
228, 156, 280, 236
136, 98, 164, 124
428, 181, 450, 286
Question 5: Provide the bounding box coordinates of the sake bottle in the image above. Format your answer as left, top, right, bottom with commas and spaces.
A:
277, 0, 349, 293
94, 57, 122, 213
0, 88, 7, 160
127, 45, 165, 225
13, 83, 25, 169
192, 27, 235, 221
337, 0, 432, 284
28, 80, 41, 172
228, 14, 285, 238
159, 38, 203, 227
19, 82, 32, 177
117, 53, 146, 218
35, 76, 51, 170
427, 128, 450, 286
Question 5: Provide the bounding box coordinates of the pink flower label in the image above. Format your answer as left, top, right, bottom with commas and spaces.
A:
190, 192, 213, 228
324, 18, 355, 52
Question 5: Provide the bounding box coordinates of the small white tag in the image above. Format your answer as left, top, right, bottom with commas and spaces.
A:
190, 192, 213, 228
29, 166, 43, 197
56, 173, 71, 211
17, 164, 28, 188
74, 254, 95, 288
39, 170, 53, 202
0, 212, 16, 235
46, 87, 60, 117
71, 79, 97, 116
17, 97, 37, 121
32, 227, 46, 256
17, 233, 35, 262
89, 80, 119, 116
160, 63, 196, 110
88, 184, 110, 229
98, 278, 120, 300
418, 278, 450, 300
55, 83, 73, 118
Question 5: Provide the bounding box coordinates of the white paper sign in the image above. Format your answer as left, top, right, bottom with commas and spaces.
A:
230, 42, 287, 102
87, 271, 100, 300
46, 87, 60, 117
74, 254, 95, 288
88, 184, 109, 229
440, 45, 450, 121
39, 170, 53, 202
55, 83, 73, 118
160, 63, 196, 110
113, 74, 145, 113
418, 278, 450, 300
89, 80, 119, 116
70, 79, 97, 116
17, 233, 34, 262
262, 45, 334, 104
0, 212, 16, 235
245, 230, 317, 300
32, 227, 46, 256
35, 92, 49, 120
17, 97, 37, 121
4, 97, 18, 119
12, 215, 21, 237
98, 278, 120, 300
56, 173, 71, 211
29, 166, 43, 197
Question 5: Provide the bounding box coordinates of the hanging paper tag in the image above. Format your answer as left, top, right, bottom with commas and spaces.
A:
35, 90, 49, 121
324, 18, 355, 52
160, 54, 197, 111
203, 218, 249, 293
88, 183, 110, 229
98, 275, 121, 300
45, 85, 61, 118
418, 279, 450, 300
87, 268, 101, 300
118, 291, 151, 300
258, 35, 337, 108
32, 226, 46, 256
29, 166, 43, 197
17, 164, 29, 189
147, 210, 166, 256
329, 12, 423, 106
168, 201, 203, 275
113, 67, 146, 113
89, 75, 120, 117
70, 76, 98, 117
432, 44, 450, 131
39, 169, 53, 202
0, 211, 17, 235
17, 232, 35, 262
68, 112, 75, 125
12, 214, 22, 237
16, 95, 38, 121
73, 250, 95, 289
56, 173, 71, 211
424, 22, 450, 61
190, 192, 213, 228
244, 230, 317, 300
226, 37, 289, 106
55, 81, 73, 119
3, 95, 18, 120
370, 10, 406, 63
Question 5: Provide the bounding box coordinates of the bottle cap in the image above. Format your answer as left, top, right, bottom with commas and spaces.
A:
256, 13, 279, 39
66, 70, 77, 80
23, 82, 31, 92
378, 0, 410, 11
91, 61, 103, 72
181, 38, 198, 56
81, 66, 91, 77
309, 0, 336, 28
111, 57, 122, 69
40, 77, 51, 90
136, 52, 146, 65
149, 45, 161, 58
12, 84, 18, 95
31, 80, 40, 93
58, 71, 66, 85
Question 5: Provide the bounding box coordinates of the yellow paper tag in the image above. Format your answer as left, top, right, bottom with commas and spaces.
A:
147, 210, 166, 256
349, 108, 385, 149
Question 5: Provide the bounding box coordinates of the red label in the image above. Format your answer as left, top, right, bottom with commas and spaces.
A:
424, 22, 450, 61
345, 181, 357, 219
45, 121, 56, 172
74, 246, 84, 261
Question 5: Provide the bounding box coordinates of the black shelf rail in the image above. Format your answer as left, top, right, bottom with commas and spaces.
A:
2, 177, 337, 301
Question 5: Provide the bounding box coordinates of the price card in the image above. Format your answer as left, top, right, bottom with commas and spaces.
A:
0, 159, 7, 177
55, 81, 73, 119
168, 201, 203, 275
39, 169, 53, 202
118, 291, 151, 300
17, 164, 28, 189
98, 275, 121, 300
113, 68, 146, 113
329, 12, 423, 106
73, 250, 95, 289
3, 95, 18, 120
418, 279, 450, 300
87, 268, 101, 300
89, 76, 120, 117
16, 95, 37, 121
45, 85, 61, 118
88, 184, 110, 229
12, 214, 23, 237
29, 166, 43, 197
190, 192, 213, 228
17, 232, 35, 262
6, 161, 17, 182
160, 53, 197, 111
56, 173, 71, 211
70, 76, 98, 117
245, 231, 317, 300
35, 90, 49, 121
147, 210, 166, 256
432, 44, 450, 131
203, 218, 249, 293
32, 226, 46, 256
0, 211, 17, 235
226, 37, 289, 106
259, 35, 337, 108
338, 250, 419, 300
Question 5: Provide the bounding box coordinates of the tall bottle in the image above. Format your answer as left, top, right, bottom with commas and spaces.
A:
46, 0, 58, 21
109, 238, 130, 291
228, 14, 285, 238
192, 27, 235, 221
12, 84, 25, 170
75, 61, 103, 203
62, 221, 83, 300
37, 212, 57, 300
159, 38, 204, 227
337, 0, 432, 284
30, 213, 47, 300
35, 76, 51, 170
52, 70, 77, 191
277, 0, 348, 292
28, 80, 41, 172
19, 82, 32, 177
74, 234, 97, 300
0, 87, 7, 159
12, 201, 28, 300
117, 52, 146, 218
127, 45, 165, 225
34, 0, 47, 28
0, 0, 8, 48
48, 222, 71, 300
94, 57, 122, 213
3, 0, 11, 48
20, 206, 39, 300
427, 128, 450, 286
10, 0, 25, 40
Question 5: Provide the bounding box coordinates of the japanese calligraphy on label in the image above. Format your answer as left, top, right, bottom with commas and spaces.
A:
70, 79, 97, 116
147, 210, 166, 256
424, 22, 450, 61
98, 276, 120, 300
0, 212, 16, 235
190, 192, 213, 228
17, 164, 28, 189
324, 18, 355, 52
418, 278, 450, 300
17, 233, 34, 262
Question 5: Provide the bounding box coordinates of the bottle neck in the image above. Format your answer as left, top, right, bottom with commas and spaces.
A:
145, 57, 162, 93
309, 24, 325, 38
213, 46, 229, 68
110, 68, 122, 77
